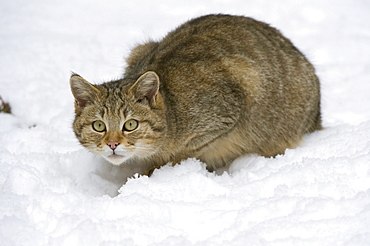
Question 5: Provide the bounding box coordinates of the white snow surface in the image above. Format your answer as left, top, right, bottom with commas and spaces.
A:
1, 0, 370, 245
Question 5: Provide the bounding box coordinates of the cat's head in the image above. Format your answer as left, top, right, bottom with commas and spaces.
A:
70, 71, 166, 165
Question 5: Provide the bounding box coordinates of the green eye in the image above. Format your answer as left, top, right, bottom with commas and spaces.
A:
92, 120, 106, 132
124, 119, 138, 132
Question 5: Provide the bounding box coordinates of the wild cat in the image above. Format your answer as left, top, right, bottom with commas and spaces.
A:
70, 14, 321, 175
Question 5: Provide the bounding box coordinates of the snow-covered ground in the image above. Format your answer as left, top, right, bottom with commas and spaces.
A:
1, 0, 370, 245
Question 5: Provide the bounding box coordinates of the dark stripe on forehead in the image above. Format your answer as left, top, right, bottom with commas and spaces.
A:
101, 79, 132, 93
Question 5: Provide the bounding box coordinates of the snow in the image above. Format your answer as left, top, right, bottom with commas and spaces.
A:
1, 0, 370, 245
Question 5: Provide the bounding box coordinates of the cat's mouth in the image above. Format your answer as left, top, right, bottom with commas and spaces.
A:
108, 153, 126, 160
105, 153, 128, 165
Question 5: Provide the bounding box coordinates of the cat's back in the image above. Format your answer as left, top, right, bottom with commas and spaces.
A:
128, 14, 300, 69
126, 14, 315, 96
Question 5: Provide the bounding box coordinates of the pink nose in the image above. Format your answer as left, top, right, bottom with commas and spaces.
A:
107, 141, 119, 150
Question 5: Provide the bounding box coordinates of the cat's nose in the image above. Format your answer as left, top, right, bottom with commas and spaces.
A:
107, 141, 119, 150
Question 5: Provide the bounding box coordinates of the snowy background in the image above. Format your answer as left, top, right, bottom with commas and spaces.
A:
1, 0, 370, 245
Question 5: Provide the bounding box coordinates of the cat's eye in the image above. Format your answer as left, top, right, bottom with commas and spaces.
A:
123, 119, 138, 132
92, 120, 106, 132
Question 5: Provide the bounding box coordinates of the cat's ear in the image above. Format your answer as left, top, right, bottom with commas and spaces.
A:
130, 71, 160, 107
70, 73, 100, 108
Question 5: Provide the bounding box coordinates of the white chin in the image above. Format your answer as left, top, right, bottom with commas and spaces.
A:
104, 154, 130, 165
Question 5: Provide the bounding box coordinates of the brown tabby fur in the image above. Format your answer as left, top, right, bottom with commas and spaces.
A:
70, 14, 321, 175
